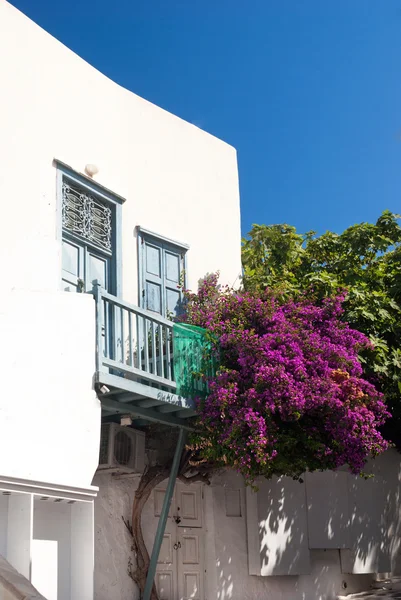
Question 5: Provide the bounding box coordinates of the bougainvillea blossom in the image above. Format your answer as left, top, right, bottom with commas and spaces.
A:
183, 274, 390, 482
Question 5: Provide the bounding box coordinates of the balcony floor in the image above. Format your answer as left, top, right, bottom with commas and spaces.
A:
95, 372, 197, 430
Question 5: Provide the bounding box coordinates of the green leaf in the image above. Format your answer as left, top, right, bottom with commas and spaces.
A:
242, 211, 401, 448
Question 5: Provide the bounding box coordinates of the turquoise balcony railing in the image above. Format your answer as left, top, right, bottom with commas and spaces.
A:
92, 282, 197, 428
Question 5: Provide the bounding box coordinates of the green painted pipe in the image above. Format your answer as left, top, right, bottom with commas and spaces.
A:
143, 428, 187, 600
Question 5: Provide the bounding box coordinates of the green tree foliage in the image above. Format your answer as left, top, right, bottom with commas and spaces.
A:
242, 211, 401, 446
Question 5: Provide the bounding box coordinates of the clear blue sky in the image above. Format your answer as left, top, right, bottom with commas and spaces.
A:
10, 0, 401, 237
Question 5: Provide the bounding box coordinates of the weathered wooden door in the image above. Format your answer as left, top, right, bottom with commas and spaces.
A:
152, 483, 204, 600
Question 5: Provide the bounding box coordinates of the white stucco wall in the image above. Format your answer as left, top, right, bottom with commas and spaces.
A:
213, 471, 372, 600
0, 487, 95, 600
0, 289, 100, 488
4, 4, 399, 600
32, 501, 72, 600
0, 0, 241, 304
0, 0, 241, 491
93, 473, 139, 600
94, 451, 401, 600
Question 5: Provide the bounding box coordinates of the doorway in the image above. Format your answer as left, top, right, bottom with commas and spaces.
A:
60, 172, 118, 296
151, 483, 205, 600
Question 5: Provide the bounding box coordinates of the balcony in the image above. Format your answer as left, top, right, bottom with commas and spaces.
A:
92, 283, 198, 429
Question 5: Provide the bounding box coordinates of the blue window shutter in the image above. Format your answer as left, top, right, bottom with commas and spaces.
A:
140, 233, 186, 317
163, 246, 183, 317
143, 239, 163, 313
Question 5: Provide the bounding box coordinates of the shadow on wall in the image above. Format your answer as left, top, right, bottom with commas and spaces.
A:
338, 451, 401, 577
212, 451, 401, 600
258, 474, 309, 577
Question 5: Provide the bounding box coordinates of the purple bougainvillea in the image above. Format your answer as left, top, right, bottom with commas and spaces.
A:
183, 274, 390, 482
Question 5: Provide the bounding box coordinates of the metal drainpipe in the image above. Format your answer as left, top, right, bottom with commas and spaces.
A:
143, 427, 187, 600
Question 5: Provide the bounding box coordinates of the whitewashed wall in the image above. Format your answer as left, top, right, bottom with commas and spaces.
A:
0, 0, 242, 304
93, 474, 139, 600
0, 482, 95, 600
0, 0, 241, 491
32, 501, 72, 600
94, 450, 401, 600
217, 471, 371, 600
0, 290, 100, 488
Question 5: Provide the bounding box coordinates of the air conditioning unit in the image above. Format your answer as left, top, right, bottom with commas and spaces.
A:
98, 423, 145, 474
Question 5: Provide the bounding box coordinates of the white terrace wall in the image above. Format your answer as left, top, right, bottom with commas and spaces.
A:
94, 450, 401, 600
213, 451, 401, 600
0, 290, 100, 489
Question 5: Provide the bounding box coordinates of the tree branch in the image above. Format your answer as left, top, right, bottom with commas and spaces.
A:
178, 473, 211, 485
122, 516, 133, 537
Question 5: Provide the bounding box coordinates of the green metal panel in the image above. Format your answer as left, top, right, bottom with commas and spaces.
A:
173, 323, 217, 400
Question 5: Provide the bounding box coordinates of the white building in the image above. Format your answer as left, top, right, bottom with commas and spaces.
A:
0, 2, 400, 600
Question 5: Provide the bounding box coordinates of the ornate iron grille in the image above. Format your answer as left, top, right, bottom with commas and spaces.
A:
62, 180, 112, 252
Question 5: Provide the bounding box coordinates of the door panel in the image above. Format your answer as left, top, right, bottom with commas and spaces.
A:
156, 571, 175, 600
144, 241, 164, 314
182, 573, 201, 600
62, 239, 80, 276
177, 529, 204, 600
159, 533, 174, 564
146, 244, 162, 277
166, 288, 181, 317
62, 239, 82, 292
154, 489, 173, 519
86, 251, 109, 291
180, 533, 199, 564
155, 488, 177, 600
164, 248, 183, 317
165, 252, 180, 283
176, 484, 202, 528
146, 282, 162, 313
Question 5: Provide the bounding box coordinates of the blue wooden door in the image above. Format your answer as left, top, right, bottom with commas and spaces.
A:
62, 236, 112, 293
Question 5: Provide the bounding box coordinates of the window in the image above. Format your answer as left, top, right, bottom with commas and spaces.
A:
137, 228, 188, 318
57, 162, 123, 295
